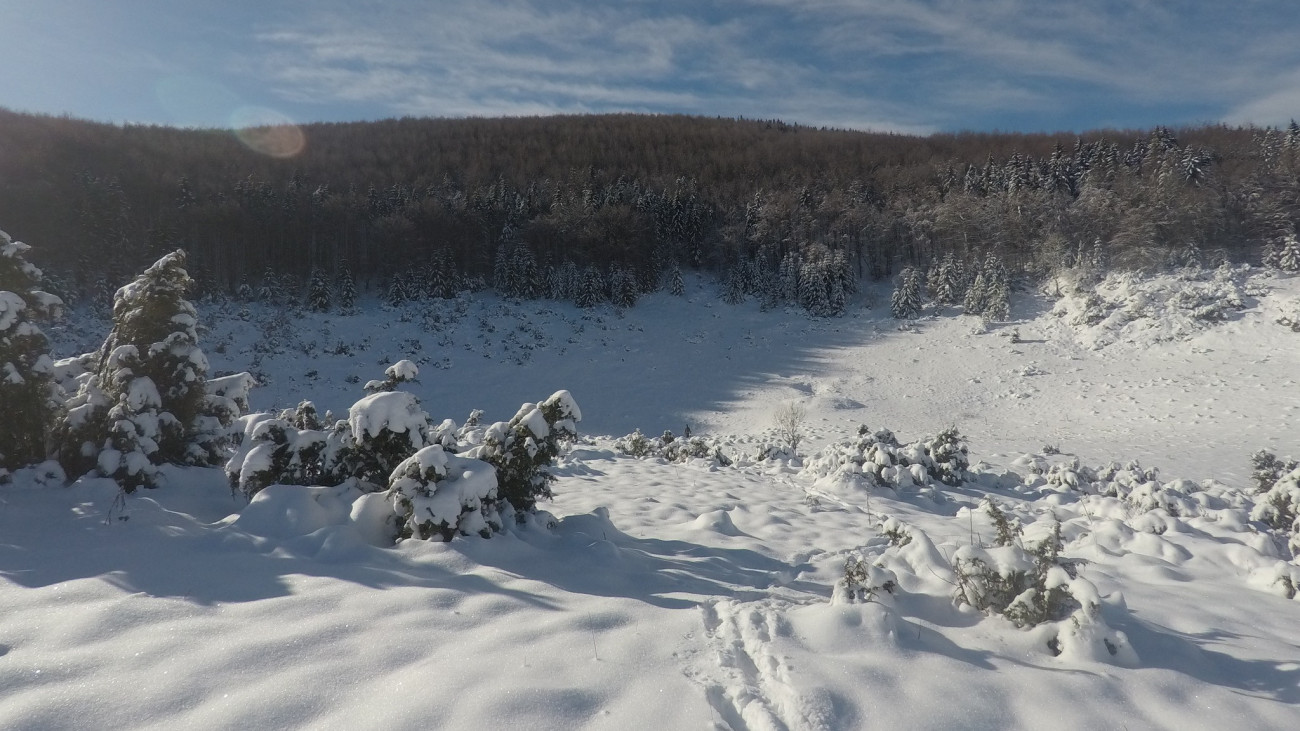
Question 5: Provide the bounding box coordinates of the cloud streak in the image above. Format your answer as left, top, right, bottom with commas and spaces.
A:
5, 1, 1297, 132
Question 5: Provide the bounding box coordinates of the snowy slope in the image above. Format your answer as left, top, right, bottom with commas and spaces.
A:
4, 269, 1299, 729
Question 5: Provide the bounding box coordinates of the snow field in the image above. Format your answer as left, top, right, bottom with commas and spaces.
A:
4, 267, 1299, 729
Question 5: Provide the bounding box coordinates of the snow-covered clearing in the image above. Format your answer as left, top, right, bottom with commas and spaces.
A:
4, 270, 1300, 729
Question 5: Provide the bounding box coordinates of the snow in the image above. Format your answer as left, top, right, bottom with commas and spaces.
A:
347, 390, 428, 444
5, 269, 1300, 729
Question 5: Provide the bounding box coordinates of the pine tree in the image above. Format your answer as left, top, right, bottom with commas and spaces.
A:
338, 268, 358, 311
576, 266, 603, 308
722, 267, 746, 305
60, 250, 217, 488
964, 271, 989, 315
1276, 234, 1300, 273
890, 267, 923, 319
983, 275, 1011, 322
609, 265, 638, 308
668, 261, 685, 296
0, 230, 63, 477
384, 274, 408, 307
933, 253, 961, 305
307, 268, 332, 312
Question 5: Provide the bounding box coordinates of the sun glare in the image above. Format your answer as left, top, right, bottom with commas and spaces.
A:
229, 106, 306, 158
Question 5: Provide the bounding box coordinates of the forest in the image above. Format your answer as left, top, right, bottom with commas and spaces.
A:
1, 108, 1298, 315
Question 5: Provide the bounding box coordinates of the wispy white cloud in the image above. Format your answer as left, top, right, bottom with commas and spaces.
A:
237, 0, 1300, 132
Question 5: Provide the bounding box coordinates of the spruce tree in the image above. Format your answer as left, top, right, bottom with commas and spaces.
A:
964, 271, 989, 316
338, 268, 358, 311
61, 250, 216, 488
669, 261, 686, 296
307, 268, 332, 312
890, 267, 923, 319
1277, 234, 1300, 273
0, 230, 63, 477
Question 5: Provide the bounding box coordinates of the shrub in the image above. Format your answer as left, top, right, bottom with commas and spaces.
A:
953, 522, 1078, 628
388, 445, 501, 541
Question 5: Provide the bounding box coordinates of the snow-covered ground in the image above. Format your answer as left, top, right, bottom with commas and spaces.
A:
4, 269, 1300, 729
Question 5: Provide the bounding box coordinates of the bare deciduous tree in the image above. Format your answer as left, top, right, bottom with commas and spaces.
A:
774, 402, 807, 456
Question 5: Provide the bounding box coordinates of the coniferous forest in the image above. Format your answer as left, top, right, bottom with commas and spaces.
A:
2, 107, 1299, 315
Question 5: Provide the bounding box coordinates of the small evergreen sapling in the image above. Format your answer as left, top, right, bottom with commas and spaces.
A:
465, 390, 581, 515
387, 445, 501, 541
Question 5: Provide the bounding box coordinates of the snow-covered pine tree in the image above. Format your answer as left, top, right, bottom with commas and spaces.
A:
463, 390, 581, 516
983, 274, 1011, 322
384, 273, 408, 307
317, 360, 431, 489
492, 243, 510, 293
1276, 234, 1300, 273
257, 265, 277, 302
722, 267, 746, 305
933, 252, 961, 305
964, 270, 989, 316
430, 250, 456, 299
0, 230, 63, 477
779, 252, 800, 302
669, 261, 685, 296
576, 266, 603, 308
61, 250, 219, 488
387, 445, 502, 541
337, 268, 358, 311
890, 267, 923, 319
510, 246, 539, 299
307, 267, 332, 312
609, 265, 638, 308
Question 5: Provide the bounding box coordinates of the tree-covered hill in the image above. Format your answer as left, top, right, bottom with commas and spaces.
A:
1, 108, 1296, 311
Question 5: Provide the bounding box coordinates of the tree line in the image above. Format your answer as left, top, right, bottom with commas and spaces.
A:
1, 108, 1298, 315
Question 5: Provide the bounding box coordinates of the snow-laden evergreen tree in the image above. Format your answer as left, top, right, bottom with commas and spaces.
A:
0, 230, 63, 477
463, 390, 581, 516
668, 261, 685, 296
722, 267, 746, 305
328, 361, 432, 488
388, 445, 502, 541
384, 273, 408, 307
964, 270, 989, 316
775, 252, 797, 303
890, 267, 923, 319
236, 275, 253, 300
576, 266, 603, 308
932, 252, 962, 305
492, 243, 510, 293
307, 268, 332, 312
60, 250, 225, 488
609, 265, 638, 308
509, 246, 540, 299
983, 276, 1011, 322
337, 268, 358, 311
257, 265, 277, 302
429, 250, 456, 299
1275, 234, 1300, 273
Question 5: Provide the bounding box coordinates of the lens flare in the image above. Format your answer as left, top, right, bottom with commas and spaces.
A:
229, 106, 306, 158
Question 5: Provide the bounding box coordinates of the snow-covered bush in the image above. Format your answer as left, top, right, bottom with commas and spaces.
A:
329, 387, 432, 488
1251, 450, 1298, 493
0, 230, 62, 478
953, 522, 1078, 629
226, 414, 330, 500
1252, 463, 1300, 555
388, 445, 501, 541
614, 429, 733, 466
832, 553, 899, 605
465, 390, 581, 514
803, 424, 969, 490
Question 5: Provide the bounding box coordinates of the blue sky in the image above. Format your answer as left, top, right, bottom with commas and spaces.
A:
2, 1, 1298, 135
